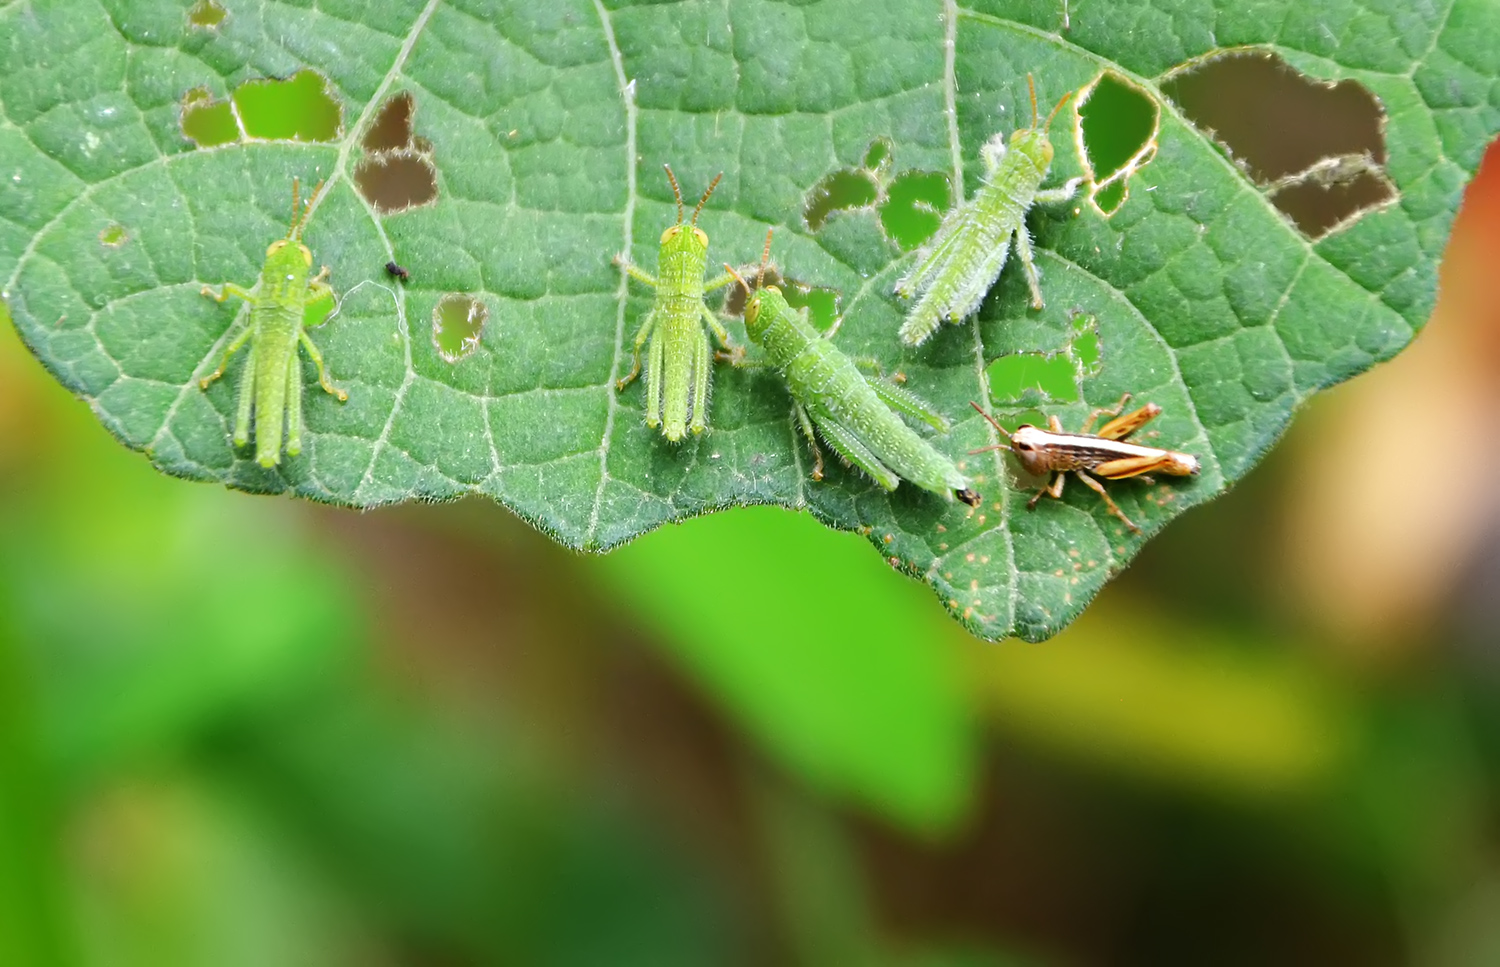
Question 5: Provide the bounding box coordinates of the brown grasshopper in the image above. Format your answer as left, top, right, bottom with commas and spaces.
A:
970, 394, 1199, 533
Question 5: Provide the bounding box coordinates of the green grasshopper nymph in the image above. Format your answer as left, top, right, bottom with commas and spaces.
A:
725, 232, 981, 507
970, 395, 1199, 533
199, 178, 347, 468
615, 165, 739, 441
895, 76, 1082, 347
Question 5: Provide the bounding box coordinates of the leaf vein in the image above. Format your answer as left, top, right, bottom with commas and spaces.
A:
587, 0, 638, 549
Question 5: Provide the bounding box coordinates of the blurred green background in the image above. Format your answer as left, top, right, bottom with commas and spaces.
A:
5, 95, 1500, 967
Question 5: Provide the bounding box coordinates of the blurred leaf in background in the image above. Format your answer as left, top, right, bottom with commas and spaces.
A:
0, 307, 753, 965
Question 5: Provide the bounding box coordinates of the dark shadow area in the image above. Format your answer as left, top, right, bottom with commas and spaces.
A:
354, 153, 439, 214
1161, 51, 1394, 237
364, 92, 415, 153
354, 92, 439, 215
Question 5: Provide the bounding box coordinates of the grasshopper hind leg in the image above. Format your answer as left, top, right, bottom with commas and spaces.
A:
284, 350, 305, 458
792, 403, 823, 480
688, 329, 711, 436
231, 337, 258, 449
1074, 470, 1140, 533
811, 417, 900, 492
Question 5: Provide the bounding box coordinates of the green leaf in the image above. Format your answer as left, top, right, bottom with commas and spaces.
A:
3, 0, 1495, 640
591, 506, 978, 834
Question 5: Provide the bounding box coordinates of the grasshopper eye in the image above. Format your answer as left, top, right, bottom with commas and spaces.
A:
299, 244, 312, 265
266, 239, 287, 256
660, 225, 682, 244
692, 228, 708, 246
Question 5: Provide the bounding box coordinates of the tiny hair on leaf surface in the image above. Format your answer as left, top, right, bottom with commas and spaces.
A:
2, 0, 1495, 640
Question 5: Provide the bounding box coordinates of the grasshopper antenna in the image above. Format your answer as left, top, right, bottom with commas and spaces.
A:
1044, 89, 1074, 134
723, 262, 749, 292
1027, 74, 1039, 128
725, 228, 776, 299
691, 171, 723, 226
290, 179, 326, 240
968, 401, 1013, 453
288, 178, 303, 238
663, 164, 685, 225
755, 227, 773, 289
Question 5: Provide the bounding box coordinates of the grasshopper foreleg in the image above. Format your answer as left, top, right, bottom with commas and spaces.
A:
1028, 471, 1065, 510
201, 282, 256, 304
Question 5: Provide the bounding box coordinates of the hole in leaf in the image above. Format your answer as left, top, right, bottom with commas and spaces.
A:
187, 0, 227, 29
879, 170, 950, 250
305, 290, 336, 331
781, 278, 841, 334
1078, 72, 1159, 216
354, 152, 439, 213
432, 294, 488, 363
353, 92, 438, 215
803, 139, 897, 232
1268, 168, 1395, 238
1069, 310, 1100, 379
804, 170, 880, 231
724, 266, 776, 318
988, 351, 1080, 405
723, 265, 840, 333
180, 70, 341, 147
233, 70, 341, 142
363, 92, 414, 153
180, 87, 239, 148
1160, 51, 1394, 237
99, 223, 127, 247
863, 138, 893, 173
986, 310, 1100, 405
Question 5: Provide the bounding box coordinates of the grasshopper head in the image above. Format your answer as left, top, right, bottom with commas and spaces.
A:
743, 284, 779, 341
1004, 83, 1071, 169
1008, 127, 1055, 169
1008, 424, 1054, 477
725, 229, 777, 342
660, 224, 709, 248
266, 238, 314, 265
